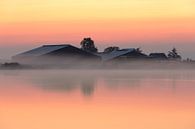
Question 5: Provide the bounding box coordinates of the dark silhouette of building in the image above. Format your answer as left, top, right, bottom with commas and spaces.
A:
11, 38, 184, 67
96, 48, 148, 61
12, 44, 100, 65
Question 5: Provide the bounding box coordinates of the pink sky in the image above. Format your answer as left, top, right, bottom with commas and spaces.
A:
0, 0, 195, 59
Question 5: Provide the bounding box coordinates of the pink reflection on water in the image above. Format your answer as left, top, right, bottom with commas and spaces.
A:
0, 70, 195, 129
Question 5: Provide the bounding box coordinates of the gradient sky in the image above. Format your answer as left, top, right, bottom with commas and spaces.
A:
0, 0, 195, 59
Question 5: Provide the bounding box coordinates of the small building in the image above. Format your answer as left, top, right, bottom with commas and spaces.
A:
149, 53, 168, 60
96, 48, 148, 61
12, 44, 100, 65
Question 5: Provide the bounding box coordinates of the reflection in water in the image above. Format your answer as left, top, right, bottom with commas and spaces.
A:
81, 79, 95, 96
27, 71, 98, 96
0, 70, 195, 129
20, 70, 195, 96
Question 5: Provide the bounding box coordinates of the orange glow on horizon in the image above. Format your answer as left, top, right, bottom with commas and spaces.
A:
0, 0, 195, 45
0, 18, 195, 45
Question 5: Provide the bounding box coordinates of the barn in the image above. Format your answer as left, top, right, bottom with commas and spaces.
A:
96, 48, 148, 61
12, 44, 101, 65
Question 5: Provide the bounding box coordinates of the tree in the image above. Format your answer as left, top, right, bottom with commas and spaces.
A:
80, 37, 98, 53
104, 46, 119, 53
135, 47, 142, 53
168, 48, 181, 60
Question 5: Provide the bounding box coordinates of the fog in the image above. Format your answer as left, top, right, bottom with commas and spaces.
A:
2, 58, 195, 70
1, 69, 195, 96
1, 41, 195, 60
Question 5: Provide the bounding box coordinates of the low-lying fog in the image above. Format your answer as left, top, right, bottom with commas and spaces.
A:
1, 69, 195, 96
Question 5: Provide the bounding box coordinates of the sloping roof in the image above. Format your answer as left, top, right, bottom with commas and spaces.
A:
96, 48, 135, 61
15, 45, 70, 57
149, 53, 167, 58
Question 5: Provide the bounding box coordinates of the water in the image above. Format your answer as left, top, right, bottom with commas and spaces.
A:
0, 70, 195, 129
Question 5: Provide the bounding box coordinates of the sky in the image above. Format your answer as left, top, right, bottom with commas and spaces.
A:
0, 0, 195, 59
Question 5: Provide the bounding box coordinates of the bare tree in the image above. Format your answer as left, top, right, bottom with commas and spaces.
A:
168, 48, 181, 60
